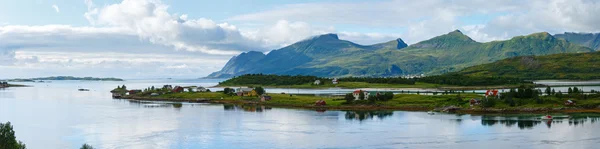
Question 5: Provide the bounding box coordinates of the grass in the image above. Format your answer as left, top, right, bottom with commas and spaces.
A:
126, 90, 600, 113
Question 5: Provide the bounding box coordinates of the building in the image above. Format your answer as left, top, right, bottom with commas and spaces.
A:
315, 100, 327, 106
470, 99, 481, 106
332, 78, 339, 85
128, 90, 142, 95
261, 95, 272, 102
172, 86, 184, 93
112, 93, 122, 98
0, 82, 8, 87
236, 88, 256, 96
314, 80, 321, 85
163, 85, 173, 90
150, 93, 160, 96
565, 100, 576, 106
352, 90, 369, 100
197, 87, 207, 92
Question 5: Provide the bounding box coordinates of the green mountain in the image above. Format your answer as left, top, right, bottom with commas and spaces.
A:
207, 30, 592, 78
555, 32, 600, 50
453, 52, 600, 80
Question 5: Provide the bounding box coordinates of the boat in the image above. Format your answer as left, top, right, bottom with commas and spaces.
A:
541, 115, 553, 120
427, 111, 435, 115
78, 89, 90, 91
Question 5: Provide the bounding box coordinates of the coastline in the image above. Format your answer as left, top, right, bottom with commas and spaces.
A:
214, 84, 535, 90
120, 96, 600, 114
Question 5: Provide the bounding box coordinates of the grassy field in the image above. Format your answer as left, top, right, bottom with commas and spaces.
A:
123, 90, 600, 113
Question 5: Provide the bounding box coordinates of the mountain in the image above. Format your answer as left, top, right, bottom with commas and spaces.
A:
555, 32, 600, 50
207, 31, 592, 78
453, 52, 600, 80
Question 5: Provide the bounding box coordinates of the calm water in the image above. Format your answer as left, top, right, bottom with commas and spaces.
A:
2, 80, 600, 149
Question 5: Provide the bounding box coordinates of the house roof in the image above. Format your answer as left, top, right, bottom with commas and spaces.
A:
238, 88, 253, 92
353, 90, 361, 94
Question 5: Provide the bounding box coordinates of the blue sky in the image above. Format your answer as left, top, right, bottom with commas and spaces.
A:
0, 0, 599, 79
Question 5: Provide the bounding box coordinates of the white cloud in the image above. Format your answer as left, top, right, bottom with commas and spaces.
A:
228, 0, 600, 44
86, 0, 263, 55
52, 4, 60, 13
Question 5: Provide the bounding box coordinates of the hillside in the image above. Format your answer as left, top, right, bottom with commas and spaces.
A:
555, 32, 600, 50
454, 52, 600, 80
207, 30, 592, 78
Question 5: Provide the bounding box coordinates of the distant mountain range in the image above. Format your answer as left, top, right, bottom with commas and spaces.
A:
454, 51, 600, 80
5, 76, 124, 82
555, 32, 600, 51
207, 30, 597, 78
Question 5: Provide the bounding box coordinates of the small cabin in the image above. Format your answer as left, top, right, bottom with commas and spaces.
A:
172, 86, 184, 93
314, 80, 321, 85
565, 100, 576, 106
261, 95, 272, 102
315, 100, 327, 106
128, 90, 142, 95
470, 99, 481, 105
197, 87, 207, 92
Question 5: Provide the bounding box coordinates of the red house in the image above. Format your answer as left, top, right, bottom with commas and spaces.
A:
315, 100, 327, 106
128, 90, 142, 95
172, 86, 184, 93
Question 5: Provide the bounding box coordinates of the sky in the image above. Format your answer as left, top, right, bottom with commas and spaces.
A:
1, 0, 599, 79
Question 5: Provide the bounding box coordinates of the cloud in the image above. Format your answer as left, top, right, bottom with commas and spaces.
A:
52, 4, 60, 13
85, 0, 265, 55
0, 48, 16, 66
227, 0, 600, 44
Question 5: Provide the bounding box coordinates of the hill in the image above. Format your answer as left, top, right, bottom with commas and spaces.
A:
555, 32, 600, 50
453, 52, 600, 80
207, 30, 592, 78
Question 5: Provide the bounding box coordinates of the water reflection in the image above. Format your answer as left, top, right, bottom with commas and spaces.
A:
223, 104, 272, 112
344, 111, 394, 121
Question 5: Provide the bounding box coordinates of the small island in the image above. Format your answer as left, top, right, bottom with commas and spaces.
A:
113, 80, 600, 114
0, 81, 27, 88
6, 76, 124, 82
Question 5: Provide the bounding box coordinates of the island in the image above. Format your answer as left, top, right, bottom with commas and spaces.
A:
0, 81, 27, 88
112, 82, 600, 114
6, 76, 124, 82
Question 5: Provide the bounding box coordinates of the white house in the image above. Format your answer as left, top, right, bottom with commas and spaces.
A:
197, 86, 207, 92
352, 90, 370, 100
314, 80, 321, 85
332, 78, 339, 85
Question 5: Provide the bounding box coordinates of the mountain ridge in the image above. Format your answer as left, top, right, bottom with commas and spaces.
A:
207, 30, 593, 78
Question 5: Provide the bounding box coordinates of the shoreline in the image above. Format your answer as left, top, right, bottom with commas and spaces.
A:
213, 84, 536, 91
120, 96, 600, 114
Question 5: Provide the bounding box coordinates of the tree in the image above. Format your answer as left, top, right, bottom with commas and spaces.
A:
367, 95, 377, 103
0, 122, 27, 149
121, 85, 127, 90
80, 144, 94, 149
344, 93, 355, 103
223, 88, 234, 95
545, 86, 551, 96
557, 91, 563, 99
384, 92, 394, 101
551, 89, 556, 96
573, 87, 579, 94
187, 88, 193, 92
254, 87, 265, 96
568, 87, 573, 94
481, 98, 496, 108
358, 90, 365, 100
151, 86, 155, 91
206, 89, 211, 92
